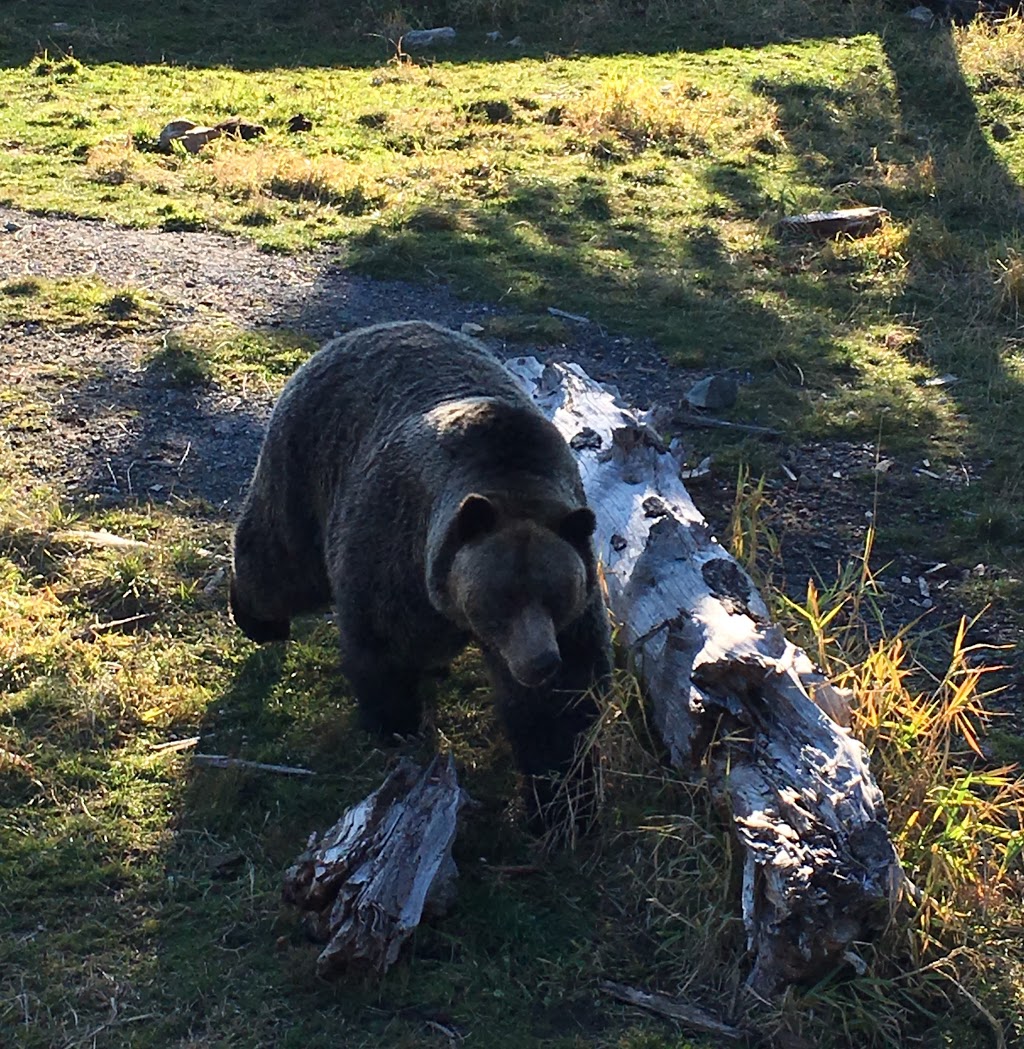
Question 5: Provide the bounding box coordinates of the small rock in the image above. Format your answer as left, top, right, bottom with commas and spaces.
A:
51, 21, 71, 30
460, 322, 484, 335
485, 30, 502, 43
506, 35, 525, 48
907, 5, 935, 23
992, 121, 1012, 142
3, 221, 21, 233
680, 456, 713, 481
685, 374, 738, 411
570, 427, 603, 451
403, 27, 456, 49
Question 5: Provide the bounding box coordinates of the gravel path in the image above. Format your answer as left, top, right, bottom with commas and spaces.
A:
0, 205, 675, 512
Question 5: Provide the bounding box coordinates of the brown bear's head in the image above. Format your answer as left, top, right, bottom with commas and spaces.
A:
429, 493, 597, 688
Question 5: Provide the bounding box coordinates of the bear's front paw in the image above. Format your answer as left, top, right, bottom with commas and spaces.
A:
356, 703, 423, 742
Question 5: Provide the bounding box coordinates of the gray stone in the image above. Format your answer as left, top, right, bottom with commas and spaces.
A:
403, 27, 456, 49
685, 374, 738, 411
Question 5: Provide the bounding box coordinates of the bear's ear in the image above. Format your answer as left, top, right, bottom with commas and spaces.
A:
456, 493, 498, 543
558, 507, 597, 546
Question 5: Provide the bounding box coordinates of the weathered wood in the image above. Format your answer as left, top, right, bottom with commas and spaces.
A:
777, 206, 889, 239
600, 981, 747, 1041
505, 357, 905, 996
54, 528, 151, 550
282, 754, 465, 976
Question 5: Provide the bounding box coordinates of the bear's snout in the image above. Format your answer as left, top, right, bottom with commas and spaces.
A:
515, 649, 562, 688
500, 604, 562, 689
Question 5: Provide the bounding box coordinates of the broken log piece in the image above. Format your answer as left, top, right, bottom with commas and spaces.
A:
505, 357, 905, 996
282, 754, 465, 977
777, 206, 889, 239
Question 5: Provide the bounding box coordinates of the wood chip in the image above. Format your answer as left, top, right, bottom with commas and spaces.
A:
778, 206, 888, 239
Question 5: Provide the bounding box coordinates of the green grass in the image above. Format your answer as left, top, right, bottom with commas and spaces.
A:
1, 275, 159, 330
3, 1, 1024, 1047
1, 10, 1022, 577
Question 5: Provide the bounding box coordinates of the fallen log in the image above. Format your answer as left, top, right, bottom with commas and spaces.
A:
505, 357, 905, 995
777, 206, 889, 239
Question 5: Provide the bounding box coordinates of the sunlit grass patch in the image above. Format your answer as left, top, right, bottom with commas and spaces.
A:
212, 145, 389, 214
86, 135, 182, 193
0, 275, 158, 331
145, 324, 318, 392
570, 68, 780, 158
956, 12, 1024, 91
993, 245, 1024, 318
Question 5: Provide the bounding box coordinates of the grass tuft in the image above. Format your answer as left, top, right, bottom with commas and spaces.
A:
994, 247, 1024, 317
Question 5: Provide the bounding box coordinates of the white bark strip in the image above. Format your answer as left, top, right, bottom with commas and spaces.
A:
282, 755, 464, 976
506, 357, 905, 995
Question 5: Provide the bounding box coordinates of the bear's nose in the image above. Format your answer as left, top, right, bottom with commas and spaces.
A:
522, 650, 561, 687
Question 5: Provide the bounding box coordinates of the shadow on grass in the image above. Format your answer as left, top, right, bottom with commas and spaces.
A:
0, 0, 910, 70
757, 27, 1024, 548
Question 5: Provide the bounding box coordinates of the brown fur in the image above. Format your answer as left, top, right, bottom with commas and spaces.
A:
230, 321, 611, 827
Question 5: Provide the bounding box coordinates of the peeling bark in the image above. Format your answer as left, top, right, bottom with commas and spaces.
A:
282, 754, 465, 976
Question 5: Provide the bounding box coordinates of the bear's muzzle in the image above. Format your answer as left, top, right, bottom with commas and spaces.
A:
502, 604, 562, 688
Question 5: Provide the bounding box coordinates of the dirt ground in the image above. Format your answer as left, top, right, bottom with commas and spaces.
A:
2, 205, 1019, 706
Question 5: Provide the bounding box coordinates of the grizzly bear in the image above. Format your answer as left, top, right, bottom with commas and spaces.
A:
230, 321, 611, 827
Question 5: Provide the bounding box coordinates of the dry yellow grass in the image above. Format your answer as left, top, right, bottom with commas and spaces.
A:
86, 136, 181, 193
956, 12, 1024, 88
567, 71, 776, 157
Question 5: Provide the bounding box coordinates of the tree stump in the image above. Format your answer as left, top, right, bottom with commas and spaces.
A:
282, 754, 465, 977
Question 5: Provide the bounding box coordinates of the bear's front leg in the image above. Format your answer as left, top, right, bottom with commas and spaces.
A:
485, 599, 610, 833
338, 629, 425, 739
495, 678, 600, 832
229, 578, 291, 642
230, 510, 330, 642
